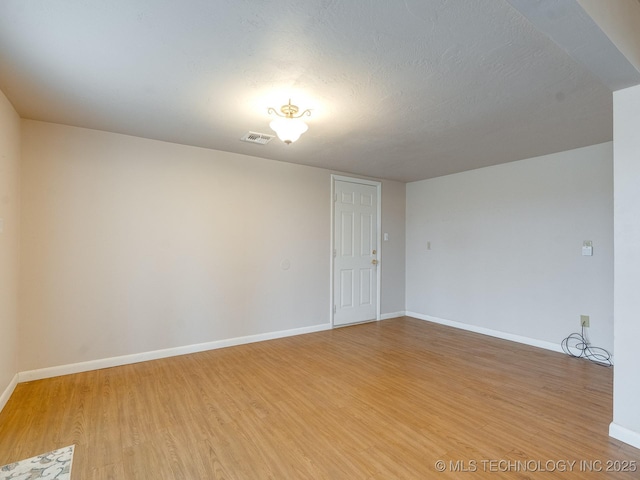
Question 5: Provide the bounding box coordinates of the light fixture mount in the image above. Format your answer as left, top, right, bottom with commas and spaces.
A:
268, 99, 311, 144
268, 99, 311, 120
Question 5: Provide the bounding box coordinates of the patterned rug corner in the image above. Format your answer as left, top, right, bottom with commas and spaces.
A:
0, 444, 74, 480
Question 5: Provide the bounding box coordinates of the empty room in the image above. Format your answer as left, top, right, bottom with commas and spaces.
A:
1, 1, 640, 478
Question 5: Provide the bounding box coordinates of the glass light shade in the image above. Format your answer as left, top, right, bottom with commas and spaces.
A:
269, 117, 308, 144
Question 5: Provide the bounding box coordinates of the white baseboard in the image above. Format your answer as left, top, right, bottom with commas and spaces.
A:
379, 311, 406, 320
0, 374, 18, 413
610, 422, 640, 450
406, 312, 563, 354
18, 323, 331, 383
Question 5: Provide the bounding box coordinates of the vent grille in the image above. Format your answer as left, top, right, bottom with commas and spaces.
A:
240, 131, 274, 145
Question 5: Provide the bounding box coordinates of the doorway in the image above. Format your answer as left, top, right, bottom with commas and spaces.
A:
331, 175, 381, 326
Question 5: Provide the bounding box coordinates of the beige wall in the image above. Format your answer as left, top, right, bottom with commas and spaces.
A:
380, 180, 406, 315
611, 84, 640, 447
406, 143, 613, 351
0, 89, 20, 402
19, 120, 406, 372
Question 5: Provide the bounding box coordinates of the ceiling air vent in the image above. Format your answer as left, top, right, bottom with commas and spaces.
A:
240, 131, 274, 145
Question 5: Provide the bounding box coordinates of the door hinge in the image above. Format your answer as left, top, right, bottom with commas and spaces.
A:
333, 305, 337, 314
333, 249, 337, 258
334, 193, 337, 202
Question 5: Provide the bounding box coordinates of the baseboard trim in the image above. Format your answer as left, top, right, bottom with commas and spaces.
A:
18, 323, 331, 383
0, 374, 18, 413
406, 312, 563, 354
610, 422, 640, 450
379, 311, 406, 320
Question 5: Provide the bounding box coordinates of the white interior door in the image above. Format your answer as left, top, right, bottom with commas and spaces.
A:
333, 179, 379, 326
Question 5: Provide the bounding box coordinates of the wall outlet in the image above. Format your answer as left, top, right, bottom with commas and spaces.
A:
580, 315, 590, 327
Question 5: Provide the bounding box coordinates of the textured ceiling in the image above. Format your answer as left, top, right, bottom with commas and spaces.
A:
0, 0, 638, 182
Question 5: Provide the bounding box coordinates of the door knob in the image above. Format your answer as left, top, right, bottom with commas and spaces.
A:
372, 259, 378, 265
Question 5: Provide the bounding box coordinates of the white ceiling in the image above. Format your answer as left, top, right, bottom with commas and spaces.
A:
0, 0, 638, 182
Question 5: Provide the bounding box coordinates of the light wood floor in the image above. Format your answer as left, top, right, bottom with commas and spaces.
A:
1, 317, 639, 479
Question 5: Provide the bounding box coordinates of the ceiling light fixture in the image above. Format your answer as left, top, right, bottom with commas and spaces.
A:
268, 99, 311, 145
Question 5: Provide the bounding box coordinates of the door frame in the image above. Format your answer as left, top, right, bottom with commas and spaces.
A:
330, 174, 382, 327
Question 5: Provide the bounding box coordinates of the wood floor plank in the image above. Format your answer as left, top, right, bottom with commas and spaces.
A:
1, 317, 639, 478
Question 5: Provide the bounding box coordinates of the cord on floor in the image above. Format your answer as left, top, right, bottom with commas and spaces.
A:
561, 326, 612, 367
